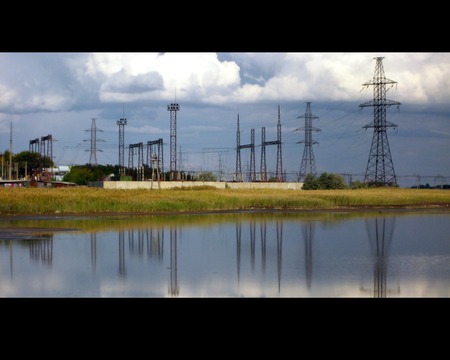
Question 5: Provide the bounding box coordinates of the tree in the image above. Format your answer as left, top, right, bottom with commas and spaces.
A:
11, 151, 53, 179
318, 172, 346, 189
302, 173, 320, 190
302, 172, 346, 190
197, 171, 217, 181
62, 164, 119, 185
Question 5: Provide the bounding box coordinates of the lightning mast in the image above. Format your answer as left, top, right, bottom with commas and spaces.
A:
360, 57, 400, 186
235, 114, 256, 182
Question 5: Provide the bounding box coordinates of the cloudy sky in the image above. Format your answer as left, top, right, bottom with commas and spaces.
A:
0, 52, 448, 187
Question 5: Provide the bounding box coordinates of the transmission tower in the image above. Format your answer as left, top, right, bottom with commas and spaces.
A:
297, 102, 321, 181
84, 118, 104, 166
360, 57, 401, 186
167, 102, 180, 180
117, 117, 127, 175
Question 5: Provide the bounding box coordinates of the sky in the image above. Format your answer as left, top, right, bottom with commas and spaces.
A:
0, 52, 449, 187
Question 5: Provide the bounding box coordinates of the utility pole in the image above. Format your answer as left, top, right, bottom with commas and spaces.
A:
360, 57, 400, 186
297, 102, 321, 182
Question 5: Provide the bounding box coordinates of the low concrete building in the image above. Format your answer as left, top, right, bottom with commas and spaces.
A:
89, 180, 304, 190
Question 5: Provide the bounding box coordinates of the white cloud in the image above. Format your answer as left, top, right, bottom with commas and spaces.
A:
0, 52, 449, 179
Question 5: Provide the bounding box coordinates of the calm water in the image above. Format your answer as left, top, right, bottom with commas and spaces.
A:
0, 209, 449, 297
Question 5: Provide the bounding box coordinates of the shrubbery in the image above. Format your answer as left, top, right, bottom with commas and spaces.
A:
302, 172, 346, 190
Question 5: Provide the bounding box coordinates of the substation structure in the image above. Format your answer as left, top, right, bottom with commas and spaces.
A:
235, 105, 284, 182
127, 138, 164, 182
28, 134, 53, 181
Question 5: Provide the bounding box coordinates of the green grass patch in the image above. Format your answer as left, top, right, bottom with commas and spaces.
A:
0, 187, 449, 215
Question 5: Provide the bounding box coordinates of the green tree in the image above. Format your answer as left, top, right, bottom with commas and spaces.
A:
302, 172, 346, 190
62, 164, 119, 185
63, 166, 95, 185
302, 173, 320, 190
11, 151, 53, 179
350, 180, 368, 189
318, 172, 346, 189
197, 171, 217, 181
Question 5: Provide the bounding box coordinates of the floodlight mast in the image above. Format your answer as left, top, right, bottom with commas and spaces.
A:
117, 118, 127, 175
167, 103, 180, 180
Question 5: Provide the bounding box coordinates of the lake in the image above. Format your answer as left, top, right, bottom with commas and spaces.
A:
0, 209, 448, 297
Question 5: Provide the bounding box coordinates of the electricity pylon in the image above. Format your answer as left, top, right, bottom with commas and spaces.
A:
297, 102, 321, 181
360, 57, 401, 186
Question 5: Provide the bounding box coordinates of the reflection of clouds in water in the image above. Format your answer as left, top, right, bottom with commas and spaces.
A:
0, 212, 449, 297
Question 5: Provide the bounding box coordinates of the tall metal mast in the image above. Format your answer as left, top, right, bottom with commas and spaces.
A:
117, 117, 127, 175
167, 102, 180, 180
360, 57, 400, 186
85, 118, 103, 166
297, 102, 321, 181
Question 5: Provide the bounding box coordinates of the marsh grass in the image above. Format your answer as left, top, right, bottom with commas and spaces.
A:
0, 186, 449, 215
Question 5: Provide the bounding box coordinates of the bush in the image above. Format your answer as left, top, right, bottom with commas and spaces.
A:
302, 172, 346, 190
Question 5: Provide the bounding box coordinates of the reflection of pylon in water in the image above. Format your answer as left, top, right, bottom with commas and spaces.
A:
360, 216, 400, 298
302, 222, 314, 290
276, 220, 283, 294
168, 226, 179, 296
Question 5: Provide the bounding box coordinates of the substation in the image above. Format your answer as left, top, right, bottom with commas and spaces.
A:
2, 57, 447, 189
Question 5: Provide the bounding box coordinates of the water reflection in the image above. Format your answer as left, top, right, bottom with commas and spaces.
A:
361, 216, 400, 298
0, 210, 448, 297
169, 226, 179, 296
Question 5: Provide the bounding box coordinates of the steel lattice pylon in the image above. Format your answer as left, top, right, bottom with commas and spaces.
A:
360, 57, 401, 186
297, 102, 321, 182
85, 118, 103, 166
167, 103, 180, 180
117, 118, 127, 175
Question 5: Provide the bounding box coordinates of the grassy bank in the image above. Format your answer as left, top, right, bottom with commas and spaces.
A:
1, 186, 449, 216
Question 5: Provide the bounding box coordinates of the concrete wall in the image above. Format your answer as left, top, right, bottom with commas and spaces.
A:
91, 180, 304, 190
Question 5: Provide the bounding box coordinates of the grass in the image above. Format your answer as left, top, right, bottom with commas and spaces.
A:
0, 186, 449, 216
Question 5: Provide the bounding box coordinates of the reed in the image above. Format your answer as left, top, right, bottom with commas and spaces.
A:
0, 186, 449, 215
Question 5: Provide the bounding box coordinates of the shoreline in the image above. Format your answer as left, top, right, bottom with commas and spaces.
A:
1, 203, 449, 220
